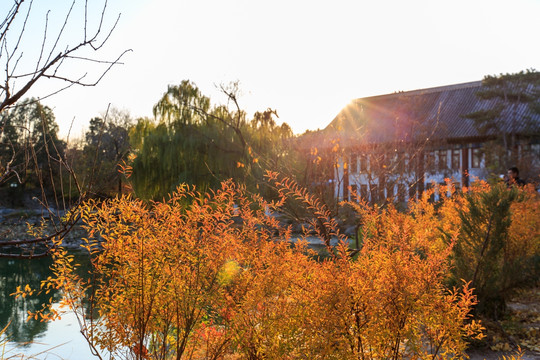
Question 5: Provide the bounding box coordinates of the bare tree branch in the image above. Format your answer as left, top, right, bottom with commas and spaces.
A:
0, 0, 131, 113
0, 0, 128, 256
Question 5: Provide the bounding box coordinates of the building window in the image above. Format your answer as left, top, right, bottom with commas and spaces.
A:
403, 152, 410, 173
451, 149, 460, 169
360, 184, 368, 199
426, 151, 436, 171
350, 153, 358, 173
379, 153, 388, 171
387, 181, 396, 201
438, 150, 448, 170
397, 183, 406, 202
359, 154, 367, 172
370, 184, 378, 203
394, 152, 404, 173
519, 143, 530, 159
409, 183, 416, 200
472, 148, 483, 168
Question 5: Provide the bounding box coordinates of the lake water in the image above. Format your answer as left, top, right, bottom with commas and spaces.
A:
0, 254, 95, 359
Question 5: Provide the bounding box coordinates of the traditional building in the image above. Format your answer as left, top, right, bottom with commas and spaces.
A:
303, 80, 540, 203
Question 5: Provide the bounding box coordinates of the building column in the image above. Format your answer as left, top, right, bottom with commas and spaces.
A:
343, 161, 349, 201
461, 147, 469, 188
417, 149, 425, 198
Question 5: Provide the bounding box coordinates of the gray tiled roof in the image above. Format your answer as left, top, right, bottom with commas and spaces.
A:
322, 80, 540, 146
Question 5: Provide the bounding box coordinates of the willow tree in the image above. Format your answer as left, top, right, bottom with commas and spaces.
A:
130, 81, 298, 199
130, 81, 247, 199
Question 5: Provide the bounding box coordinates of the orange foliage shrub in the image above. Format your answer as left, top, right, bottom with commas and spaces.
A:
506, 185, 540, 282
317, 198, 483, 359
16, 174, 492, 359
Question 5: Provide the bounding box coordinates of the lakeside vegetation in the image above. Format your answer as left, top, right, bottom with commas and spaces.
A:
1, 1, 539, 358
10, 172, 539, 359
1, 72, 539, 359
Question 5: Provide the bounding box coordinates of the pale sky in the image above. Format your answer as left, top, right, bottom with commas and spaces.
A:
17, 0, 540, 139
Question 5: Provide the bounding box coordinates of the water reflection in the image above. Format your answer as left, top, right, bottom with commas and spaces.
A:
0, 252, 90, 345
0, 256, 57, 344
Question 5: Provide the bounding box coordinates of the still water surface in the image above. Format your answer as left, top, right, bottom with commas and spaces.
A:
0, 254, 95, 359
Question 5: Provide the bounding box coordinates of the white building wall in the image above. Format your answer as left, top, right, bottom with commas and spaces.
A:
337, 145, 489, 202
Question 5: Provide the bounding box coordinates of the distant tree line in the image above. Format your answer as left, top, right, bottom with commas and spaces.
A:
0, 80, 307, 207
130, 80, 301, 199
2, 71, 539, 210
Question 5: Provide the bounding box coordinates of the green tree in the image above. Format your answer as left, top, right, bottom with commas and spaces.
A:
0, 0, 126, 256
130, 81, 298, 199
0, 98, 65, 206
446, 183, 540, 317
465, 69, 540, 178
82, 108, 133, 197
130, 80, 234, 198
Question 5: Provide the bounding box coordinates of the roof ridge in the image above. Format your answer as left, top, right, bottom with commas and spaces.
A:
355, 81, 483, 102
